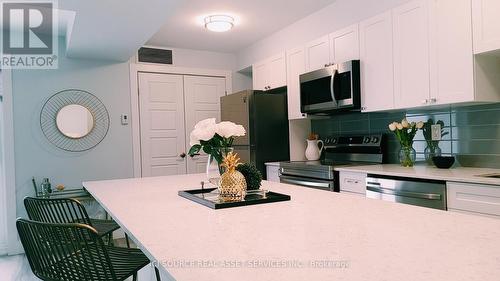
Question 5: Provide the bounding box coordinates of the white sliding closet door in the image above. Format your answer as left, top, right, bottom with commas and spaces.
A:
138, 73, 187, 177
184, 75, 226, 174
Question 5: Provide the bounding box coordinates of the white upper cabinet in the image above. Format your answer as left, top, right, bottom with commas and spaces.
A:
329, 24, 360, 63
472, 0, 500, 54
268, 53, 287, 89
393, 0, 431, 109
252, 52, 286, 91
429, 0, 474, 105
252, 61, 268, 91
305, 35, 331, 72
286, 46, 307, 120
359, 12, 395, 112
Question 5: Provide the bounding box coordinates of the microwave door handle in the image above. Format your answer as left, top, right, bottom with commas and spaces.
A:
330, 67, 338, 107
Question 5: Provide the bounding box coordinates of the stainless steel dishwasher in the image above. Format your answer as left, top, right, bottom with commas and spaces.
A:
366, 175, 446, 210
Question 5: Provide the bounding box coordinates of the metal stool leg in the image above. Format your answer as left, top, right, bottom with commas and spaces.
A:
155, 266, 161, 281
107, 232, 113, 246
125, 233, 131, 248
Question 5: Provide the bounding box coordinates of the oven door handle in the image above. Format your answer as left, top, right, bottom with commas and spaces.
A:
330, 65, 339, 107
366, 185, 442, 200
280, 175, 333, 191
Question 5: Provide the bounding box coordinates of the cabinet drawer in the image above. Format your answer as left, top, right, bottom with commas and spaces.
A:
266, 165, 280, 183
339, 172, 367, 195
447, 182, 500, 216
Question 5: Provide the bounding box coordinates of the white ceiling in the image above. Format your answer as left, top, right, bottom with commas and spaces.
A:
146, 0, 337, 53
60, 0, 180, 61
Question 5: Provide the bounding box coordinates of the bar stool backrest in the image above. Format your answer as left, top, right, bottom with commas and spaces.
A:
16, 219, 117, 281
24, 197, 92, 226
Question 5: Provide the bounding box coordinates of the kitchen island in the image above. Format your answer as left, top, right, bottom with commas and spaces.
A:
83, 174, 500, 281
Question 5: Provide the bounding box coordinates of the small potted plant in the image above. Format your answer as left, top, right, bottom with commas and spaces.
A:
236, 163, 263, 191
389, 119, 424, 167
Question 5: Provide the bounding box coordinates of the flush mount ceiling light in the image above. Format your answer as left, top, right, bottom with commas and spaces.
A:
204, 15, 234, 32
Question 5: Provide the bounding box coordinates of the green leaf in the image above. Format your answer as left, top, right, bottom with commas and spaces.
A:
203, 145, 212, 154
188, 145, 201, 156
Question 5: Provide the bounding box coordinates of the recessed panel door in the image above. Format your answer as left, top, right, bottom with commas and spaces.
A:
139, 73, 186, 177
184, 75, 226, 174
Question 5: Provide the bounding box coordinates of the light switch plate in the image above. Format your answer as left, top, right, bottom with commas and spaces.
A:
431, 124, 441, 141
121, 114, 129, 125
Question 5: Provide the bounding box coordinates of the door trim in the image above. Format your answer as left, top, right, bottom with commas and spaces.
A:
129, 62, 233, 177
1, 69, 23, 254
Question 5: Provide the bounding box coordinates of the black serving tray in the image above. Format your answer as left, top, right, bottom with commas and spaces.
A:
178, 188, 291, 209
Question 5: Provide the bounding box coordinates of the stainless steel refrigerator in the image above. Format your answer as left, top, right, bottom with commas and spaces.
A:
221, 87, 290, 179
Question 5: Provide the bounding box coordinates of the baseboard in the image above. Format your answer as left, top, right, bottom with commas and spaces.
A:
7, 240, 24, 255
0, 241, 7, 256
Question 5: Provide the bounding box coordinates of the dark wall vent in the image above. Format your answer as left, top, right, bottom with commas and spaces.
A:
138, 47, 173, 64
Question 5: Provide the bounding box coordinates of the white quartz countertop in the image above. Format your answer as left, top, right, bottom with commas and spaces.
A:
335, 164, 500, 186
84, 174, 500, 281
264, 162, 280, 166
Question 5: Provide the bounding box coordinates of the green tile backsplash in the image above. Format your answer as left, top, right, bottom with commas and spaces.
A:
311, 103, 500, 168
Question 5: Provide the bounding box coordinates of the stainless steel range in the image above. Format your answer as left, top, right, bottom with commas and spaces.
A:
279, 135, 385, 192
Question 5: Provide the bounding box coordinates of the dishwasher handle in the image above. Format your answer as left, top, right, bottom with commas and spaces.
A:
366, 184, 442, 200
280, 175, 333, 191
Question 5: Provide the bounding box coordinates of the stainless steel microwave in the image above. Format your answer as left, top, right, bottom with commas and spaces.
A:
300, 60, 360, 114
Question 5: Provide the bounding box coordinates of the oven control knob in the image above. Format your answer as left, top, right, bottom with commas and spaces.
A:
324, 138, 331, 144
331, 138, 337, 144
364, 137, 371, 143
371, 137, 379, 143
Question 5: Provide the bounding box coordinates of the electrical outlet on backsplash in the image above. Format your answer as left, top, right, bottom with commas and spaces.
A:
310, 103, 500, 169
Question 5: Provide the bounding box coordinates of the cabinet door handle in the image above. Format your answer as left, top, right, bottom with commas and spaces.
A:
345, 179, 359, 184
429, 98, 437, 104
422, 99, 429, 104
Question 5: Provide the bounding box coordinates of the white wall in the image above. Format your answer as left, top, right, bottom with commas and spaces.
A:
6, 40, 251, 252
146, 46, 253, 93
236, 0, 409, 69
11, 39, 134, 223
0, 70, 7, 255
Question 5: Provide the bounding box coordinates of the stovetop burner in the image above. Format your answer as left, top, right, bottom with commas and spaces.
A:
279, 134, 386, 182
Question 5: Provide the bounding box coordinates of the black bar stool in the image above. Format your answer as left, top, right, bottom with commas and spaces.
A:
24, 197, 129, 246
17, 218, 151, 281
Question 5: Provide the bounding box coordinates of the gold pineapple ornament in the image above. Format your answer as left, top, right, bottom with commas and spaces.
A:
219, 152, 247, 202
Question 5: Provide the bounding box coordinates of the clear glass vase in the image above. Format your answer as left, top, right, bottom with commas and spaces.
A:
206, 147, 234, 186
399, 145, 416, 167
424, 145, 442, 165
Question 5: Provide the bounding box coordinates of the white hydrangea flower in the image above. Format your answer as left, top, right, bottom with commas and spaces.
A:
189, 131, 200, 146
194, 118, 217, 130
190, 118, 217, 143
216, 121, 246, 138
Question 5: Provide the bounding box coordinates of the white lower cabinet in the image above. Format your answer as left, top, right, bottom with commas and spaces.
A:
447, 182, 500, 218
265, 163, 281, 183
339, 171, 367, 196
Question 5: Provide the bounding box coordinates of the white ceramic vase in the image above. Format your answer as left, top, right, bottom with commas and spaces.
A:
305, 139, 324, 161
